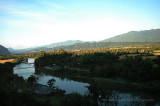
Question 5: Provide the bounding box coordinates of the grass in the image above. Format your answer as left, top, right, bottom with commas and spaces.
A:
153, 50, 160, 55
0, 59, 15, 64
153, 53, 160, 55
153, 50, 160, 53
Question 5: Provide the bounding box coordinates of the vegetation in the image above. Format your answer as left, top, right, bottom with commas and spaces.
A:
29, 42, 160, 52
103, 29, 160, 42
0, 63, 52, 106
43, 40, 84, 48
0, 59, 15, 64
47, 78, 56, 88
0, 45, 10, 55
0, 62, 67, 106
1, 45, 160, 105
10, 28, 160, 53
0, 52, 37, 64
35, 48, 160, 93
27, 75, 38, 85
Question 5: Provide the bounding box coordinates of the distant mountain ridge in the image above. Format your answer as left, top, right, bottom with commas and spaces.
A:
8, 40, 94, 54
43, 40, 84, 48
8, 28, 160, 54
29, 40, 95, 52
28, 42, 160, 52
0, 45, 10, 55
102, 29, 160, 42
8, 48, 32, 54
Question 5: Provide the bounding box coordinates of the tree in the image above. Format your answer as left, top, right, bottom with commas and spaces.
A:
27, 75, 37, 85
47, 78, 56, 88
59, 48, 65, 54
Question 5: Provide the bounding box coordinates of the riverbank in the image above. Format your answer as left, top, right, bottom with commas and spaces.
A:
0, 62, 68, 106
36, 67, 160, 95
1, 61, 159, 105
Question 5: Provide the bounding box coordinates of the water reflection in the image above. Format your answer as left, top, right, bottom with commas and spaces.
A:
13, 63, 35, 79
13, 58, 159, 105
35, 73, 89, 94
13, 58, 89, 95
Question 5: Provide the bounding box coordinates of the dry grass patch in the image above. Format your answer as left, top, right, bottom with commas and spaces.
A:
0, 59, 15, 64
153, 53, 160, 56
153, 50, 160, 55
153, 50, 160, 53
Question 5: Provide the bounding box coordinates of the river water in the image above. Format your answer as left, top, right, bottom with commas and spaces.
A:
13, 58, 159, 106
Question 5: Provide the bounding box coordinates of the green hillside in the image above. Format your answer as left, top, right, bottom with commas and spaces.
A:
0, 45, 10, 55
43, 40, 84, 48
29, 42, 160, 52
103, 29, 160, 42
13, 28, 160, 53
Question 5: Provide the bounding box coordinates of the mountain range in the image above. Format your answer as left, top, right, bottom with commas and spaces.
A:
3, 28, 160, 54
43, 40, 85, 48
102, 29, 160, 42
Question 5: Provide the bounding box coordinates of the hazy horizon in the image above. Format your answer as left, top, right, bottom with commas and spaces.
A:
0, 0, 160, 49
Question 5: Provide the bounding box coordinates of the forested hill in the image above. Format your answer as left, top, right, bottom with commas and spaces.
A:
52, 42, 160, 50
102, 29, 160, 42
43, 40, 84, 48
29, 42, 160, 52
10, 28, 160, 53
0, 45, 10, 55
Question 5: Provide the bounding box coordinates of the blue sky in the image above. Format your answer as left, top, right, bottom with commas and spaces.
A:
0, 0, 160, 49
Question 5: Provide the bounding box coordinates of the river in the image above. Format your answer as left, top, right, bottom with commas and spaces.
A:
13, 58, 159, 106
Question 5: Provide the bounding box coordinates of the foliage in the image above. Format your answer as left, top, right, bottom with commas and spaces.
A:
29, 42, 160, 52
0, 63, 51, 106
0, 45, 10, 55
27, 75, 38, 85
35, 49, 160, 83
61, 93, 96, 106
103, 29, 160, 42
47, 78, 56, 88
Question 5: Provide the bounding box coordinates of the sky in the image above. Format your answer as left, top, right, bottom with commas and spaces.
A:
0, 0, 160, 49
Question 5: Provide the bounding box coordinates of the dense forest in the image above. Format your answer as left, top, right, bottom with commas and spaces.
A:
35, 48, 160, 84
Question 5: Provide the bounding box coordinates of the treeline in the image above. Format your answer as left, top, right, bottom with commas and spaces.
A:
0, 53, 37, 64
34, 48, 120, 67
35, 49, 160, 83
91, 56, 160, 81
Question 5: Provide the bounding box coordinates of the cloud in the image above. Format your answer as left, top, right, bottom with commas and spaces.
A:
0, 0, 69, 23
36, 0, 67, 10
1, 13, 140, 49
1, 0, 155, 49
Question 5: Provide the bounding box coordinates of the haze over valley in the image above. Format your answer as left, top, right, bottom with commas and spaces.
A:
1, 0, 160, 106
1, 28, 159, 54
